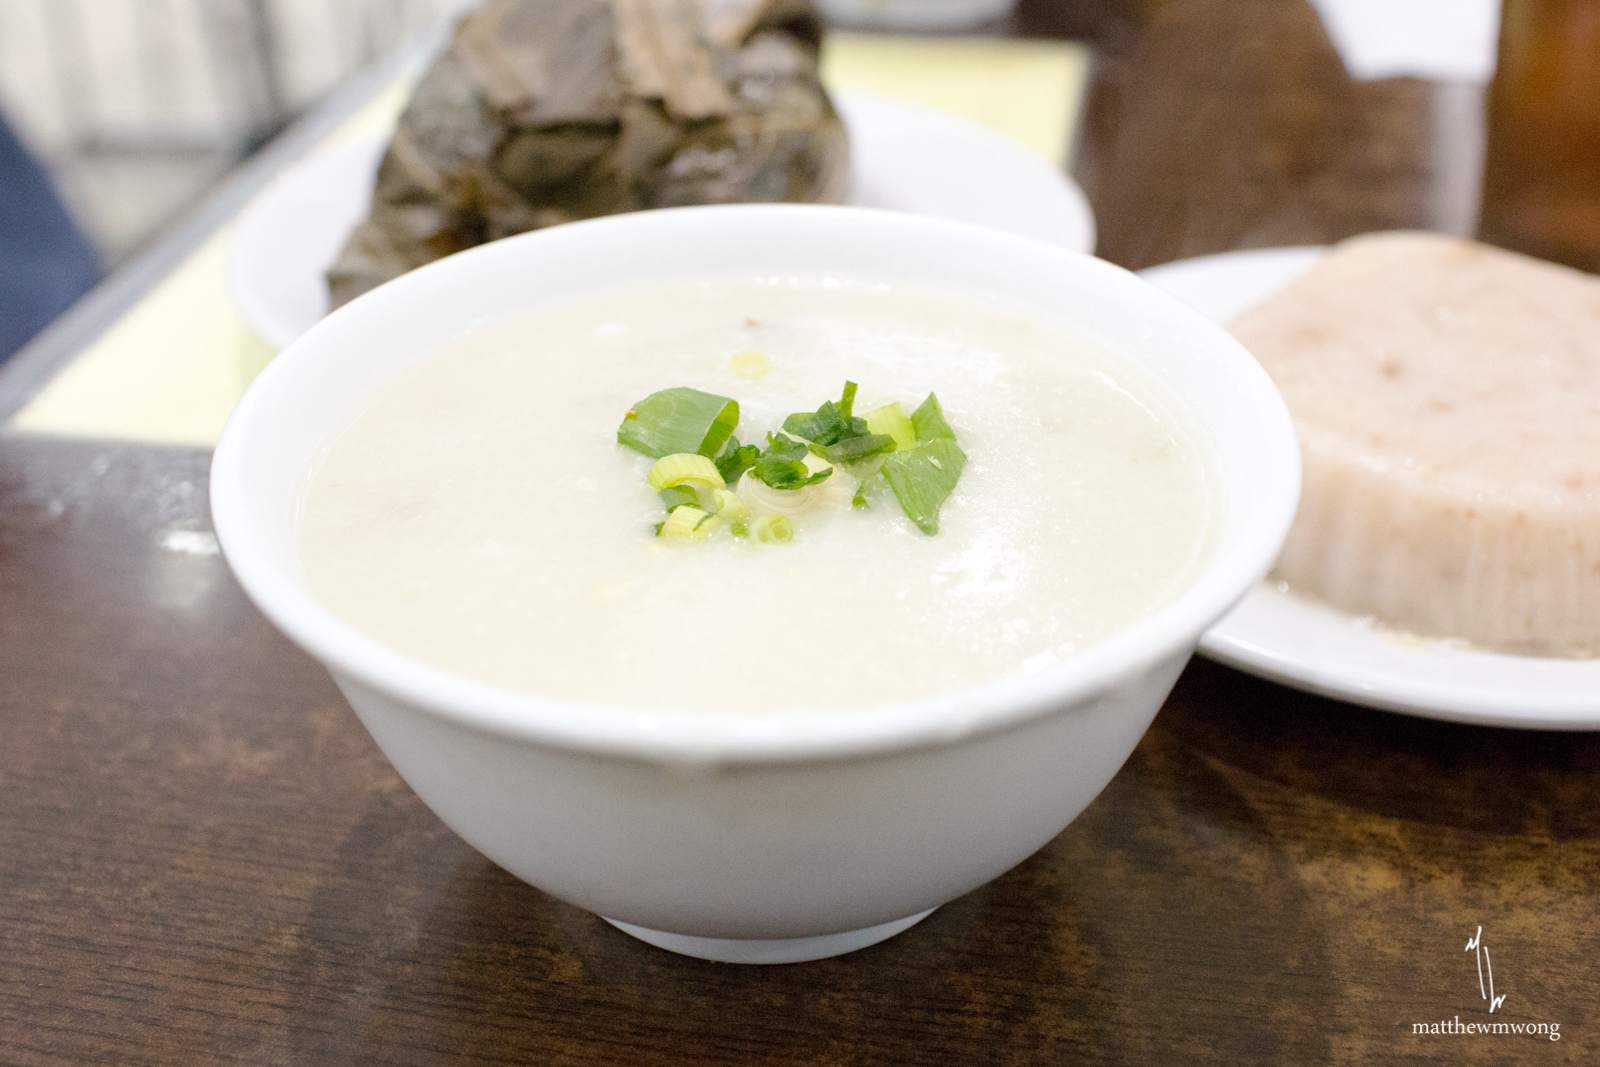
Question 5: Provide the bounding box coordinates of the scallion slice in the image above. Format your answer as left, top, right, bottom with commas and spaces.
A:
911, 393, 956, 442
711, 489, 751, 534
618, 387, 739, 459
863, 402, 916, 452
751, 514, 795, 543
647, 453, 725, 491
659, 506, 718, 540
728, 351, 770, 379
880, 437, 966, 535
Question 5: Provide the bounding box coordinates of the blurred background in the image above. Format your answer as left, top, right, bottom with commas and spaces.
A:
7, 0, 1593, 360
0, 0, 473, 266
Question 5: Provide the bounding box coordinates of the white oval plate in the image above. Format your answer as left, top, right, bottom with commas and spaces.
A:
1143, 246, 1600, 730
228, 90, 1096, 352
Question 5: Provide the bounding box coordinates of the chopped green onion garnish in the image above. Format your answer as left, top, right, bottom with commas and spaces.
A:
911, 393, 956, 443
711, 489, 751, 534
880, 437, 966, 535
783, 381, 898, 466
659, 506, 718, 540
647, 453, 725, 491
751, 433, 833, 490
623, 380, 963, 543
714, 437, 760, 485
618, 387, 739, 459
815, 432, 897, 466
728, 351, 770, 379
659, 485, 700, 511
782, 380, 862, 445
863, 402, 916, 452
781, 406, 844, 443
751, 514, 795, 543
837, 380, 858, 421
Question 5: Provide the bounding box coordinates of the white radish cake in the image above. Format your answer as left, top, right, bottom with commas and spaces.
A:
1229, 231, 1600, 656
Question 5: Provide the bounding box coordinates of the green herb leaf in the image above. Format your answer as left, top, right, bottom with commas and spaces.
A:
659, 485, 701, 512
837, 380, 859, 422
751, 433, 833, 490
782, 402, 845, 444
784, 381, 898, 465
881, 437, 966, 534
911, 393, 956, 443
783, 381, 869, 446
714, 437, 760, 485
815, 432, 897, 466
618, 387, 739, 459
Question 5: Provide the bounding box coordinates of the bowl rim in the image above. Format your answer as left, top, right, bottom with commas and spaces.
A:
210, 204, 1300, 764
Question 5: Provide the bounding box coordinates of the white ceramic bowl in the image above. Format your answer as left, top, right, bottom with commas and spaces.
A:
211, 206, 1299, 964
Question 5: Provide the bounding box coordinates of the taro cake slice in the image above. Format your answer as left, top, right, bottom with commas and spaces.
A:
1228, 231, 1600, 656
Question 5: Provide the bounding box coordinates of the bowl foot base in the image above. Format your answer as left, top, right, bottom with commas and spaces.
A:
603, 908, 936, 964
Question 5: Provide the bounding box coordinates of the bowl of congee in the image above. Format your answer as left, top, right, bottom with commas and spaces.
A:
210, 205, 1299, 963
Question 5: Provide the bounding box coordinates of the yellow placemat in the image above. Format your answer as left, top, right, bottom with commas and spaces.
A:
9, 33, 1089, 448
822, 34, 1086, 166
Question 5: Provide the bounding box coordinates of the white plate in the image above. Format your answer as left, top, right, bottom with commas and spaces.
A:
228, 90, 1095, 352
1143, 246, 1600, 730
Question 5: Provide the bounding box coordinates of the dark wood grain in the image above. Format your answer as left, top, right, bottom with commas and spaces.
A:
1060, 0, 1485, 268
4, 3, 1599, 1062
3, 434, 1594, 1065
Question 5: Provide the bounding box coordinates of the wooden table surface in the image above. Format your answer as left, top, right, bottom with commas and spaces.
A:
3, 2, 1595, 1063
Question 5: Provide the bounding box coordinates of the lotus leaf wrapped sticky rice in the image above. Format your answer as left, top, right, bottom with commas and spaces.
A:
328, 0, 850, 307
